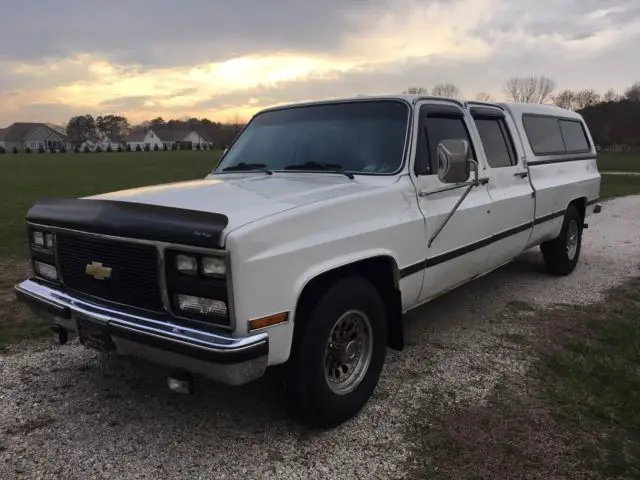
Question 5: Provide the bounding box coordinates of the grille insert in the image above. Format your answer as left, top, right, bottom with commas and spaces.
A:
56, 234, 163, 312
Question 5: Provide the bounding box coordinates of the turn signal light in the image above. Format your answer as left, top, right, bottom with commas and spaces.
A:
248, 312, 289, 332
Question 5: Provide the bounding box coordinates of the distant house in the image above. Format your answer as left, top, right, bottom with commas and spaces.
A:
76, 135, 100, 152
125, 128, 214, 151
126, 130, 153, 150
0, 122, 72, 152
77, 134, 125, 152
105, 134, 126, 150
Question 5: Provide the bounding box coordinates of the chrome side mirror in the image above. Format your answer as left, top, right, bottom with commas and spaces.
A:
437, 139, 471, 184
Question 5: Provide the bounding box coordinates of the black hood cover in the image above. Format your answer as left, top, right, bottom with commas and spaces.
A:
26, 198, 229, 248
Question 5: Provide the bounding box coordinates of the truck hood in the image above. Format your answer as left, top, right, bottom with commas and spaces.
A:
88, 173, 378, 237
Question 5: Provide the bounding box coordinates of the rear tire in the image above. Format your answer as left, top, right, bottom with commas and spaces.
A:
540, 204, 582, 276
282, 276, 387, 428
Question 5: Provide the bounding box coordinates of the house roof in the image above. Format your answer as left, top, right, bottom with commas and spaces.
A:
0, 128, 7, 141
194, 128, 214, 143
44, 123, 67, 136
126, 131, 147, 142
0, 122, 48, 142
151, 128, 193, 142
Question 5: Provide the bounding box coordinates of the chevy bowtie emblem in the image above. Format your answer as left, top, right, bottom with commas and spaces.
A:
85, 261, 112, 280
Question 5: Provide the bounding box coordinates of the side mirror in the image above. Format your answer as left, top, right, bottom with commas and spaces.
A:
437, 139, 471, 184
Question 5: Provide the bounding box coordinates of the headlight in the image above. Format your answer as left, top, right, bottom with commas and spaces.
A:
175, 254, 198, 275
34, 261, 58, 281
202, 256, 226, 276
33, 231, 45, 247
32, 231, 54, 249
176, 294, 227, 317
44, 233, 54, 248
166, 250, 229, 325
29, 229, 59, 283
173, 253, 226, 277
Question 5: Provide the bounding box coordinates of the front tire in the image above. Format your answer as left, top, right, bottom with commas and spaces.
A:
540, 204, 582, 276
283, 276, 388, 428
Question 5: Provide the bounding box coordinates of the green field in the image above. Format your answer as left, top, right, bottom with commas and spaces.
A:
0, 150, 639, 258
546, 280, 640, 477
600, 173, 640, 199
0, 151, 222, 257
597, 152, 640, 172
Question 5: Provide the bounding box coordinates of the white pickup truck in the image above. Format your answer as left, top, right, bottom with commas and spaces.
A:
16, 95, 601, 427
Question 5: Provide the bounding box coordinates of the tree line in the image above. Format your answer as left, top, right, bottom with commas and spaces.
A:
404, 76, 640, 148
65, 113, 247, 148
404, 76, 640, 106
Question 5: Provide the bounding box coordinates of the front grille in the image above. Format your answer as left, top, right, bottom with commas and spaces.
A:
56, 233, 163, 312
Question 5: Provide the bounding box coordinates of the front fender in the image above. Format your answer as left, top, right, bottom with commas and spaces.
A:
291, 248, 401, 306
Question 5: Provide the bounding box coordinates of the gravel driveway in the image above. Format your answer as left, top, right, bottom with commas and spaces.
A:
1, 195, 639, 480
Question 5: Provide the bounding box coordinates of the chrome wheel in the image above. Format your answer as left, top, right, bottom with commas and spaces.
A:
566, 219, 579, 260
324, 310, 373, 395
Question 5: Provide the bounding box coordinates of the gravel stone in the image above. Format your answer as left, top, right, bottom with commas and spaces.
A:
1, 195, 639, 480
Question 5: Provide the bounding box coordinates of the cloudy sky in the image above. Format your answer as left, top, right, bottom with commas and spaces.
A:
0, 0, 638, 126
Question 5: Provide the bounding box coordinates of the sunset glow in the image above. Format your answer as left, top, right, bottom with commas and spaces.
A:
1, 0, 638, 126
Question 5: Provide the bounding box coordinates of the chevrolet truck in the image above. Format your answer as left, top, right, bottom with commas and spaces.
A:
15, 95, 602, 427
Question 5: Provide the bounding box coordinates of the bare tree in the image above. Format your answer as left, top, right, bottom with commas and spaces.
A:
228, 112, 246, 140
403, 87, 429, 94
431, 83, 461, 98
573, 89, 601, 109
603, 89, 622, 102
554, 90, 575, 110
503, 75, 556, 103
625, 81, 640, 102
555, 89, 601, 110
475, 92, 493, 102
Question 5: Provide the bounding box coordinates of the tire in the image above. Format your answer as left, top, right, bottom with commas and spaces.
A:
540, 204, 582, 276
282, 276, 388, 428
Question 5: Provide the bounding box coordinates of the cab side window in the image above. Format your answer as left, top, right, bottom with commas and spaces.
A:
416, 111, 475, 175
474, 117, 517, 168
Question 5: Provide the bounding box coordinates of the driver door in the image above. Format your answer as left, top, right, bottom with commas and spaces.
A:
411, 101, 494, 303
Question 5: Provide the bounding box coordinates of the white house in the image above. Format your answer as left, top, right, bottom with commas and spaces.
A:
125, 131, 151, 150
77, 134, 125, 152
0, 122, 72, 152
126, 128, 215, 151
185, 130, 215, 149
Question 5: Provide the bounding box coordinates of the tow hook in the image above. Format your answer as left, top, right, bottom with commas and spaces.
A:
51, 325, 68, 345
167, 370, 194, 395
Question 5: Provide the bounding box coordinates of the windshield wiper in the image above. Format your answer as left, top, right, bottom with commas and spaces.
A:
221, 162, 273, 174
283, 161, 354, 179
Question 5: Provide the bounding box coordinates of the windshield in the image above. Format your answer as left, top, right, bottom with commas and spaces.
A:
215, 100, 409, 175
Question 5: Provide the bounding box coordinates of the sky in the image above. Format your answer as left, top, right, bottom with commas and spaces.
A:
0, 0, 638, 127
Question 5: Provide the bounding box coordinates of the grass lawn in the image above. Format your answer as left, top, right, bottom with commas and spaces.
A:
600, 173, 640, 199
410, 279, 640, 479
545, 280, 640, 477
0, 150, 222, 257
597, 152, 640, 172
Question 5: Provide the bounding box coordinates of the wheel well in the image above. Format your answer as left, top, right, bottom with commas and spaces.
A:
569, 197, 587, 225
294, 256, 404, 351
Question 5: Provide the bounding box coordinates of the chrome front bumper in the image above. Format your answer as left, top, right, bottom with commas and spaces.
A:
14, 279, 269, 386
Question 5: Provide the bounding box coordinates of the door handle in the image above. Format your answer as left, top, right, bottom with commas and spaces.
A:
514, 171, 528, 178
